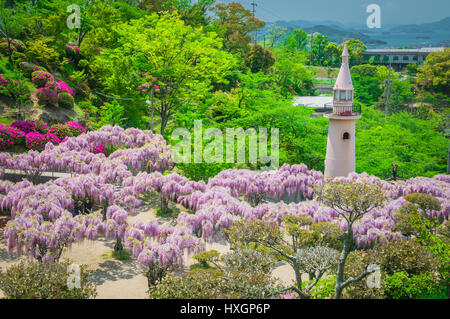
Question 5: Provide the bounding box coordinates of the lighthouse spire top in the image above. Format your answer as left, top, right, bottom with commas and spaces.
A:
334, 42, 353, 90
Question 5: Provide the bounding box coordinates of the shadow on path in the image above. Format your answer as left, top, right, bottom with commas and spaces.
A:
89, 258, 143, 285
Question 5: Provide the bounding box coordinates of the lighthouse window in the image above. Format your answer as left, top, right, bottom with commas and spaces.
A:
347, 90, 352, 100
334, 90, 338, 100
340, 90, 346, 100
343, 132, 350, 140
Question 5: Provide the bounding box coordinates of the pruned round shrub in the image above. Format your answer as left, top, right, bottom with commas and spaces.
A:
36, 87, 58, 106
0, 260, 97, 299
25, 132, 60, 151
31, 70, 54, 87
1, 38, 25, 52
10, 120, 48, 135
0, 124, 25, 150
57, 92, 75, 109
148, 269, 223, 299
404, 193, 442, 212
374, 239, 437, 275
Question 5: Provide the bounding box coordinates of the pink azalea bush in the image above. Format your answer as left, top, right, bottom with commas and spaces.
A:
25, 132, 60, 151
0, 120, 83, 151
65, 45, 80, 56
0, 124, 25, 150
44, 80, 74, 96
34, 121, 49, 134
65, 121, 86, 135
89, 142, 108, 156
31, 70, 54, 87
48, 122, 86, 140
36, 87, 58, 106
10, 120, 48, 134
10, 120, 36, 134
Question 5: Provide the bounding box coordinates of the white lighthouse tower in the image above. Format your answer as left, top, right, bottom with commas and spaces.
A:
324, 43, 361, 178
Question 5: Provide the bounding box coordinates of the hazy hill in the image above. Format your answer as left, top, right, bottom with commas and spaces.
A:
258, 17, 450, 48
303, 25, 387, 45
389, 17, 450, 33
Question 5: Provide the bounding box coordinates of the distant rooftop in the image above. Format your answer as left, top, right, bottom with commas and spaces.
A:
294, 96, 333, 109
363, 47, 445, 54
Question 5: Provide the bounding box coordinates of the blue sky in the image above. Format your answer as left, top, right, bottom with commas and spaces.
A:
214, 0, 449, 25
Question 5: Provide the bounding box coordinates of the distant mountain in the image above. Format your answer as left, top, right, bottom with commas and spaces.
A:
389, 17, 450, 34
258, 17, 450, 49
259, 21, 386, 45
303, 25, 387, 45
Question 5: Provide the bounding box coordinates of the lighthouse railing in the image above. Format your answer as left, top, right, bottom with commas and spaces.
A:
324, 104, 361, 116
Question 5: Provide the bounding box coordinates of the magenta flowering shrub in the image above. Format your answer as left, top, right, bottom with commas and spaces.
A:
90, 142, 107, 156
0, 74, 29, 99
34, 121, 49, 134
31, 70, 54, 87
44, 80, 74, 96
65, 45, 80, 57
48, 122, 85, 140
10, 120, 48, 135
25, 132, 60, 151
0, 74, 13, 97
36, 87, 58, 106
65, 121, 86, 135
11, 120, 36, 134
0, 124, 25, 150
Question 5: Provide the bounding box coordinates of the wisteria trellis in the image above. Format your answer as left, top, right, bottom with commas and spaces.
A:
0, 125, 449, 268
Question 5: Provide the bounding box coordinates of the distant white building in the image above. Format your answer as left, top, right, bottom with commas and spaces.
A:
362, 47, 445, 71
324, 43, 361, 178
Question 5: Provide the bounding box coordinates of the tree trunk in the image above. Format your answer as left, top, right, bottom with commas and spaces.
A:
334, 225, 353, 299
114, 238, 123, 253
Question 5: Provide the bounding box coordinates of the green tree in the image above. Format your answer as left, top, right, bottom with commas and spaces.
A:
0, 0, 24, 63
310, 33, 330, 66
266, 24, 288, 48
210, 2, 265, 55
282, 29, 308, 52
244, 43, 275, 73
95, 100, 127, 129
321, 179, 386, 299
92, 12, 236, 134
324, 42, 341, 67
418, 48, 450, 94
338, 39, 367, 66
273, 48, 315, 96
